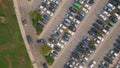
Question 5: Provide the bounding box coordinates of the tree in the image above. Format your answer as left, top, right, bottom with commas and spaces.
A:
88, 40, 95, 45
39, 45, 52, 56
45, 55, 54, 65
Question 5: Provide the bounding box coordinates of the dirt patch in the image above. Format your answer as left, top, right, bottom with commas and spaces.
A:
5, 55, 12, 68
0, 46, 8, 51
0, 0, 8, 10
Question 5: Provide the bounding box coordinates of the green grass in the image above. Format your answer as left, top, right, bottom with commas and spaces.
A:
45, 55, 54, 65
0, 0, 33, 68
39, 45, 52, 56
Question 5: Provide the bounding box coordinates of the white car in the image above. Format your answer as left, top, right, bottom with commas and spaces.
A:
115, 13, 120, 19
61, 25, 67, 29
98, 14, 107, 21
107, 3, 115, 10
84, 4, 91, 10
64, 18, 71, 23
102, 29, 109, 35
73, 18, 80, 25
89, 61, 96, 68
75, 19, 81, 25
97, 36, 104, 41
66, 14, 74, 20
39, 5, 47, 12
102, 11, 110, 17
47, 43, 54, 48
68, 30, 74, 35
82, 7, 88, 13
94, 43, 98, 47
94, 38, 100, 44
46, 10, 53, 16
57, 42, 64, 48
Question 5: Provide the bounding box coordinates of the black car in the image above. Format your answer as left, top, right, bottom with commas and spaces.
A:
68, 25, 76, 32
21, 18, 27, 26
26, 35, 33, 44
43, 63, 48, 68
113, 48, 119, 53
40, 18, 47, 24
103, 25, 110, 31
93, 23, 102, 30
49, 6, 55, 13
50, 2, 57, 8
96, 19, 104, 25
91, 27, 98, 34
37, 23, 44, 28
41, 2, 47, 7
114, 43, 120, 50
104, 57, 113, 64
88, 30, 96, 37
109, 0, 119, 7
69, 7, 77, 13
37, 39, 46, 43
75, 15, 83, 21
54, 46, 61, 52
43, 14, 50, 20
116, 39, 120, 44
109, 15, 117, 23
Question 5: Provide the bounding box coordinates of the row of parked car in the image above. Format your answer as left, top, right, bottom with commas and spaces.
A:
98, 36, 120, 68
64, 36, 98, 68
38, 0, 60, 28
88, 1, 120, 46
47, 0, 94, 60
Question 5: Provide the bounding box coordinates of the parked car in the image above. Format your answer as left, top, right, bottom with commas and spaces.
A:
69, 7, 77, 13
102, 10, 110, 17
98, 14, 107, 21
26, 35, 33, 44
88, 60, 96, 68
43, 63, 48, 68
93, 23, 102, 30
96, 19, 104, 25
84, 4, 91, 10
82, 7, 89, 13
116, 39, 120, 44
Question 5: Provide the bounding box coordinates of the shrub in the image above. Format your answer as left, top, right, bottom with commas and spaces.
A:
45, 55, 54, 65
39, 45, 52, 56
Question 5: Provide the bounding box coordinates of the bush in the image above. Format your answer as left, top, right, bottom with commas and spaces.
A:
39, 45, 52, 56
88, 40, 95, 45
36, 26, 43, 35
29, 10, 43, 35
45, 55, 54, 65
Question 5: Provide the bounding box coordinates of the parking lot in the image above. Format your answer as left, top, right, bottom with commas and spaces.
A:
15, 0, 120, 68
86, 20, 120, 68
51, 0, 111, 68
